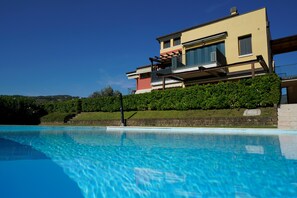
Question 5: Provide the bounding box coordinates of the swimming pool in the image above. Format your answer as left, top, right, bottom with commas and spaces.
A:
0, 126, 297, 197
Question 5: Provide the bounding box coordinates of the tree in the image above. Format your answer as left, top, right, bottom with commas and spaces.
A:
89, 86, 121, 98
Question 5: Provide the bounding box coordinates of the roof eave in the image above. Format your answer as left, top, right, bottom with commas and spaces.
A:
156, 15, 235, 42
156, 7, 267, 42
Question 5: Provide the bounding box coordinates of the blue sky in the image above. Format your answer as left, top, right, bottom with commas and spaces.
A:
1, 0, 297, 97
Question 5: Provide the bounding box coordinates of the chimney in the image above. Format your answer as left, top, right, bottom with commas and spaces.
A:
230, 7, 238, 16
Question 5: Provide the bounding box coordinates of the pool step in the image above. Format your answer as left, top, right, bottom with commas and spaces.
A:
278, 104, 297, 130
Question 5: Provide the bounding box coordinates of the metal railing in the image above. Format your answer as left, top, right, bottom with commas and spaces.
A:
152, 49, 226, 81
151, 67, 172, 83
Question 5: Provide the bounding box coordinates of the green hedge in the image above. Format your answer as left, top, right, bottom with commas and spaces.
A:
43, 99, 81, 113
125, 74, 280, 111
43, 74, 281, 113
0, 96, 46, 124
82, 97, 120, 112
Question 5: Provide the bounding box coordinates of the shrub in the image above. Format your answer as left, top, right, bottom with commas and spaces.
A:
43, 99, 80, 113
44, 74, 281, 113
0, 96, 46, 124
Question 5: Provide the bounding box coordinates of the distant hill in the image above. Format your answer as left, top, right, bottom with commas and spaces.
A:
0, 94, 80, 105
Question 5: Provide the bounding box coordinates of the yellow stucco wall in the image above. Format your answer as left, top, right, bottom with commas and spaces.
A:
159, 8, 271, 72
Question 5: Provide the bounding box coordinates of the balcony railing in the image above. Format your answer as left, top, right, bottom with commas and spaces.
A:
151, 67, 176, 85
151, 49, 226, 84
173, 48, 226, 70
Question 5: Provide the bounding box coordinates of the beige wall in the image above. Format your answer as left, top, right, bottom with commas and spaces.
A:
159, 8, 271, 72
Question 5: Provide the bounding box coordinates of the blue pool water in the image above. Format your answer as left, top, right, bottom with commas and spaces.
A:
0, 126, 297, 197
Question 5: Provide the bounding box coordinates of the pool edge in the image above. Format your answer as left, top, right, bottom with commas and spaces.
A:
106, 126, 297, 135
0, 125, 297, 135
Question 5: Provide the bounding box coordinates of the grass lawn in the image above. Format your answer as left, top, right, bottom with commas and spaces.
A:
40, 112, 76, 123
72, 107, 277, 121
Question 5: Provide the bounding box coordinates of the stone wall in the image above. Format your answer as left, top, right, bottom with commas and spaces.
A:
68, 117, 277, 127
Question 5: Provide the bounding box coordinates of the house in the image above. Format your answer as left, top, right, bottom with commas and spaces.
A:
126, 7, 274, 94
271, 34, 297, 104
126, 65, 152, 94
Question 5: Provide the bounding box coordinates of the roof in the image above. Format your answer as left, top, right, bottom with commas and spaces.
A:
126, 71, 136, 75
271, 34, 297, 55
126, 64, 151, 75
136, 64, 151, 69
156, 7, 266, 42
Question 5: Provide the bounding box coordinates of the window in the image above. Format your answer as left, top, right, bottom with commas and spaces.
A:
186, 42, 225, 66
163, 40, 170, 48
238, 35, 252, 56
173, 37, 181, 46
140, 73, 150, 79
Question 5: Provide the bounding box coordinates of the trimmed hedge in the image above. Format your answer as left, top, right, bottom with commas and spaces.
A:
121, 74, 280, 111
82, 97, 120, 112
0, 96, 46, 124
43, 99, 81, 113
43, 74, 281, 113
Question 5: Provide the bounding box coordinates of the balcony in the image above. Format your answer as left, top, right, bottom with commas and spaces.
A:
151, 49, 227, 85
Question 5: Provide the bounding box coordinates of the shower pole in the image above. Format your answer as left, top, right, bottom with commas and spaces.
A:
119, 93, 126, 126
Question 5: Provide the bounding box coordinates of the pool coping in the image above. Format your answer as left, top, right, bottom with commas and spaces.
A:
106, 126, 297, 135
0, 125, 297, 135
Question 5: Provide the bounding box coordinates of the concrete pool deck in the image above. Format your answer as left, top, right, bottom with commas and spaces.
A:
107, 126, 297, 135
